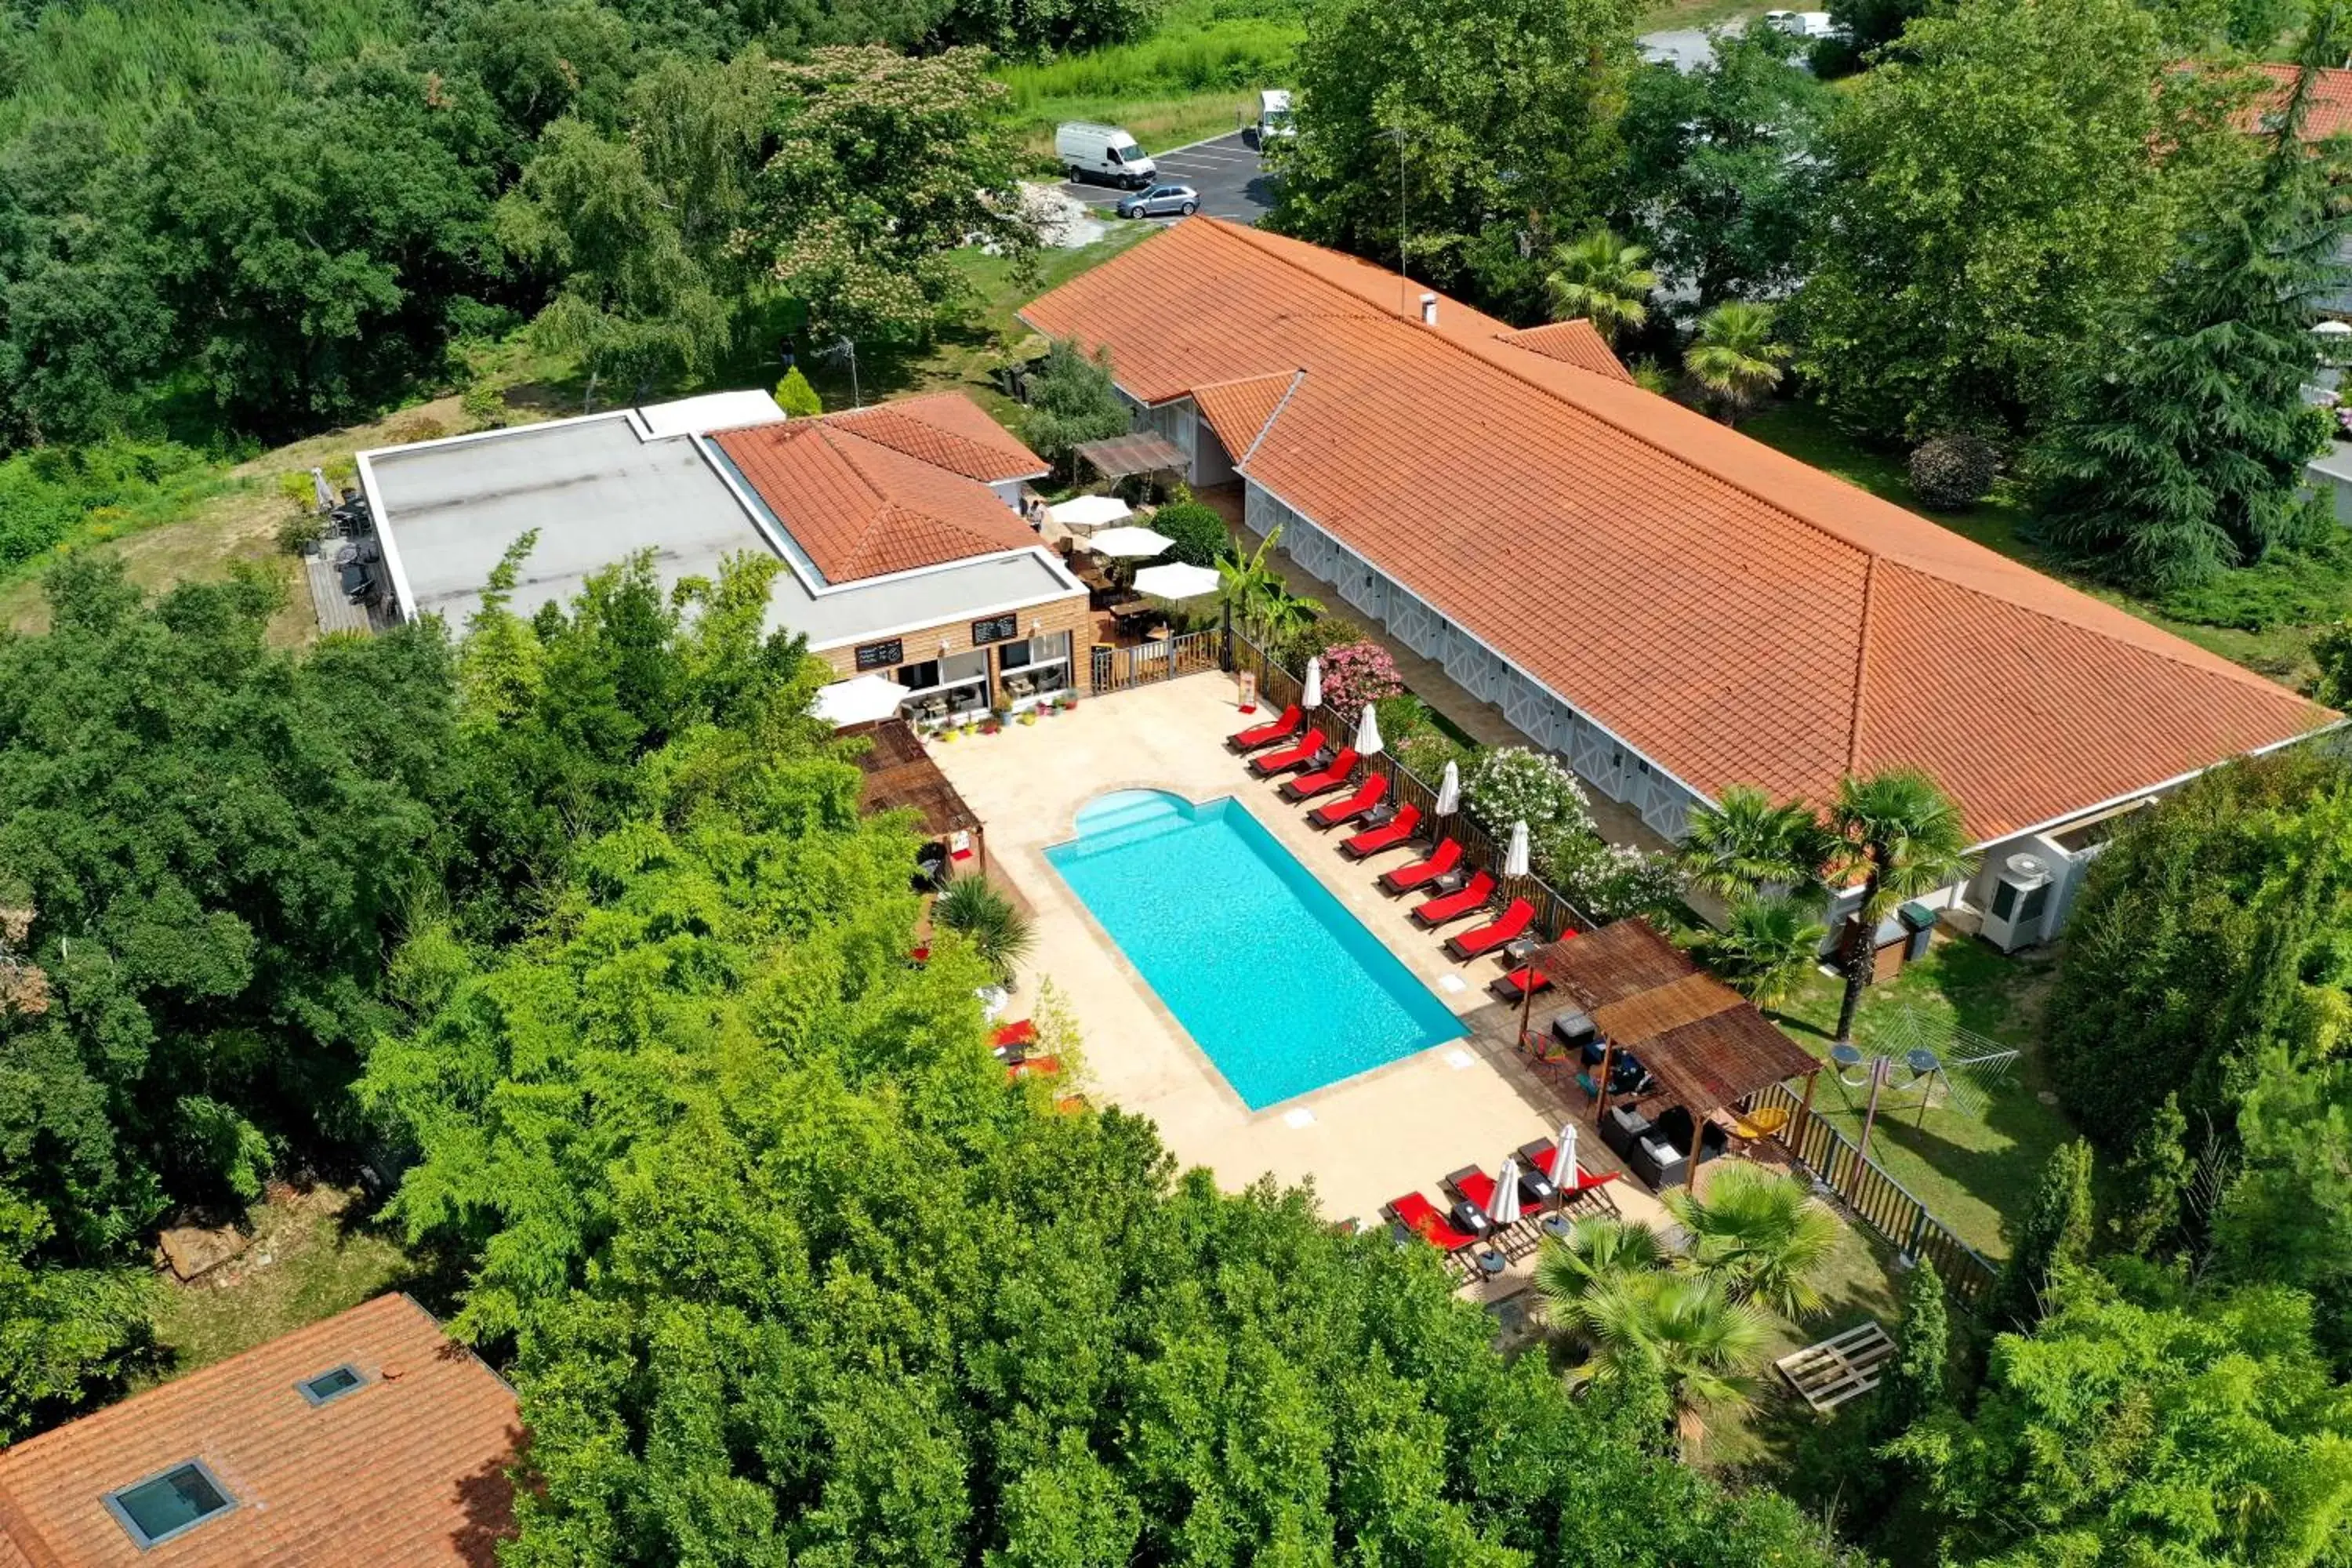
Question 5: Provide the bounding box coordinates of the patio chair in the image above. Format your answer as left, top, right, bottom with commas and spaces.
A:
1280, 748, 1360, 801
1442, 1168, 1537, 1258
1518, 1138, 1624, 1210
1309, 773, 1387, 829
1600, 1104, 1653, 1162
1377, 837, 1462, 894
1249, 728, 1327, 776
1628, 1131, 1688, 1190
1341, 805, 1421, 859
1489, 964, 1551, 1002
1229, 702, 1302, 752
1382, 1192, 1482, 1252
1410, 871, 1496, 929
1446, 898, 1535, 960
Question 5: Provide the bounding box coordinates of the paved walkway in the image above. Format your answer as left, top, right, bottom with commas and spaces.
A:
1197, 484, 1673, 855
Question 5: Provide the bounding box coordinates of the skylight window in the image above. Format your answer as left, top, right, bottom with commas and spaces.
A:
104, 1460, 234, 1549
296, 1364, 367, 1406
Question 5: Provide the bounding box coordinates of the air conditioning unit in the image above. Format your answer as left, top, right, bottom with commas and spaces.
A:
1980, 852, 2054, 953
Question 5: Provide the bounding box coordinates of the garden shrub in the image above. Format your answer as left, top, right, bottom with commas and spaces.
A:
1019, 342, 1129, 474
775, 365, 823, 417
1397, 730, 1475, 783
1545, 833, 1686, 924
1273, 610, 1367, 669
1150, 499, 1229, 567
1465, 746, 1592, 838
1907, 431, 1999, 510
1319, 638, 1402, 713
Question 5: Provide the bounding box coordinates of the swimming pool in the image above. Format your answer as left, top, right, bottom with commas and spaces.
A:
1046, 789, 1466, 1109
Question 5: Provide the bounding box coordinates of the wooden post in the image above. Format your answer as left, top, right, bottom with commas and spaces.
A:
1794, 1067, 1818, 1163
1516, 953, 1540, 1056
1593, 1036, 1617, 1121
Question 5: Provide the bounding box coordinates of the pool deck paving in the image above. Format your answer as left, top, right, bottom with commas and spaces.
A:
927, 671, 1670, 1245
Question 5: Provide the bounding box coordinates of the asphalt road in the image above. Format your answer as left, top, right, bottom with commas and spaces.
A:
1054, 130, 1276, 225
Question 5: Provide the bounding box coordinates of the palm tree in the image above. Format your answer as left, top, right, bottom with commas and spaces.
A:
1532, 1216, 1671, 1318
1828, 769, 1974, 1044
1565, 1272, 1769, 1452
1544, 228, 1656, 346
1690, 894, 1828, 1012
1679, 784, 1834, 900
1685, 302, 1790, 424
1662, 1163, 1842, 1319
933, 874, 1034, 984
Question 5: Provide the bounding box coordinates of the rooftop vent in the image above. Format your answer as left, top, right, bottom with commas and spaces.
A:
1418, 292, 1438, 326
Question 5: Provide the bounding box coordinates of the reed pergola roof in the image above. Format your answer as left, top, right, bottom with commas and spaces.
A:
839, 718, 982, 840
1073, 431, 1188, 480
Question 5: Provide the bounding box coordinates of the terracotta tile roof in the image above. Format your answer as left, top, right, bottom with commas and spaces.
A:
2252, 62, 2352, 140
1494, 321, 1635, 383
1022, 219, 2335, 840
1191, 372, 1298, 459
0, 1294, 518, 1567
711, 396, 1044, 583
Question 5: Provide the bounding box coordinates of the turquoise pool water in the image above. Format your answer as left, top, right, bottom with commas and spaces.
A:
1046, 789, 1465, 1109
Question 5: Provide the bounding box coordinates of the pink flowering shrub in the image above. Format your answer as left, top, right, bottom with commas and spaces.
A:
1319, 640, 1403, 714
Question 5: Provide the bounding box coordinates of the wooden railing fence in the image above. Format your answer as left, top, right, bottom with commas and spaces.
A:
1748, 1080, 2000, 1308
1089, 628, 1224, 695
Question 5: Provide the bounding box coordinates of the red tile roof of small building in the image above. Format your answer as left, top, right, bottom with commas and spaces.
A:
2252, 61, 2352, 140
1022, 218, 2334, 841
1494, 321, 1635, 382
712, 394, 1047, 583
0, 1294, 519, 1568
1192, 372, 1298, 459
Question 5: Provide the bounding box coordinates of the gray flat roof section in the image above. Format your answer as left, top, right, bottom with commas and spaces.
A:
365, 413, 1081, 652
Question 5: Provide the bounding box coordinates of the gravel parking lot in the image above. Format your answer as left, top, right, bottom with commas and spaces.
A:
1054, 130, 1276, 226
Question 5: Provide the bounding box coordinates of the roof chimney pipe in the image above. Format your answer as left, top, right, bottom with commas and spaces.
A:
1419, 292, 1438, 327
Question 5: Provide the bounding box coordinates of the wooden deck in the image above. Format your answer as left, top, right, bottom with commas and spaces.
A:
303, 550, 379, 637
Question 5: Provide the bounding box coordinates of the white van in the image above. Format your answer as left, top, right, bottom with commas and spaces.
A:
1055, 122, 1156, 190
1254, 89, 1294, 148
1764, 9, 1844, 37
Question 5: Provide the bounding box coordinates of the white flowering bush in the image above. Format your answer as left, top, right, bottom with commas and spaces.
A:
1464, 747, 1592, 839
1544, 833, 1688, 924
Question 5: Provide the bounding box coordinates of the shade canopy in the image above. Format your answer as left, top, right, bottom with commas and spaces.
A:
814, 673, 910, 727
1353, 702, 1384, 757
1073, 430, 1188, 479
1088, 524, 1176, 558
1047, 494, 1132, 532
1133, 561, 1221, 601
1302, 656, 1323, 710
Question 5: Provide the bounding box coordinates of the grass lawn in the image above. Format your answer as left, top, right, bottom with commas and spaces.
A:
1739, 401, 2338, 688
143, 1183, 418, 1382
1763, 936, 2073, 1261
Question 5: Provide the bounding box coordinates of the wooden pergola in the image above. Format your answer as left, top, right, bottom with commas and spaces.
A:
1528, 918, 1823, 1171
1073, 430, 1188, 483
838, 718, 987, 874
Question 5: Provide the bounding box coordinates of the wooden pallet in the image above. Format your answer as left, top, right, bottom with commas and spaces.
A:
1775, 1320, 1896, 1414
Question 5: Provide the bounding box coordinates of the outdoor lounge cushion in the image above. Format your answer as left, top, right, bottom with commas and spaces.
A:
1410, 871, 1497, 928
1519, 1138, 1621, 1197
1280, 748, 1360, 801
1446, 898, 1536, 959
1310, 773, 1388, 829
1378, 837, 1462, 893
1445, 1167, 1519, 1222
1600, 1104, 1653, 1161
1490, 964, 1552, 1001
1249, 728, 1327, 775
1229, 702, 1302, 751
1386, 1192, 1480, 1252
1341, 804, 1421, 858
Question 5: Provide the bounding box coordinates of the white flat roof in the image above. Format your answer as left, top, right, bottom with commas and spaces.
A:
358, 405, 1080, 652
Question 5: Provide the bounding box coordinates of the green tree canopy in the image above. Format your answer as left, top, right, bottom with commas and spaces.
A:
1273, 0, 1640, 313
1794, 0, 2244, 442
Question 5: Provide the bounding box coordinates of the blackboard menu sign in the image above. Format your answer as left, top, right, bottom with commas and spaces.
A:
854, 638, 902, 672
971, 613, 1020, 645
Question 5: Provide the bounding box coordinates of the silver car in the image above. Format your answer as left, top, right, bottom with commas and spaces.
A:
1116, 183, 1200, 220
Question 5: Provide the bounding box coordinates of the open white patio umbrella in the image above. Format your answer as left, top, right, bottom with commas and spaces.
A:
1486, 1156, 1524, 1227
812, 673, 909, 728
1132, 561, 1221, 601
1087, 524, 1175, 558
1301, 655, 1323, 713
1435, 758, 1461, 816
1504, 820, 1531, 878
1352, 701, 1383, 758
1047, 493, 1132, 533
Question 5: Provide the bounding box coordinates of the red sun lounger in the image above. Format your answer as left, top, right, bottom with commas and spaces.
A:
1249, 728, 1327, 776
1341, 804, 1421, 859
1446, 898, 1536, 960
1411, 871, 1496, 928
1443, 1167, 1510, 1216
1280, 748, 1360, 801
1229, 703, 1301, 752
1385, 1192, 1481, 1252
1310, 774, 1388, 830
1519, 1138, 1622, 1197
1378, 837, 1461, 894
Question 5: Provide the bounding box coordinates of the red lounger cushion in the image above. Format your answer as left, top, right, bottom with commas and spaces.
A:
1411, 872, 1496, 927
991, 1019, 1037, 1049
1378, 837, 1461, 893
1388, 1192, 1479, 1252
1250, 728, 1326, 775
1342, 804, 1421, 858
1281, 749, 1359, 800
1229, 703, 1301, 751
1311, 775, 1387, 829
1447, 898, 1536, 959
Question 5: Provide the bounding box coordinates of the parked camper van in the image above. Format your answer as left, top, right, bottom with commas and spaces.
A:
1763, 9, 1846, 37
1055, 122, 1156, 189
1252, 90, 1294, 149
